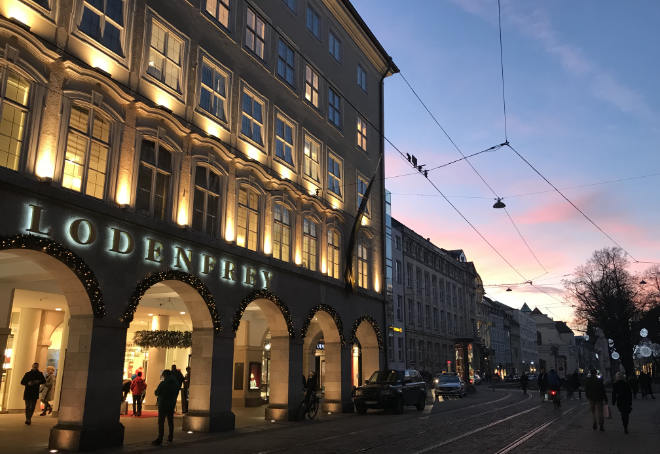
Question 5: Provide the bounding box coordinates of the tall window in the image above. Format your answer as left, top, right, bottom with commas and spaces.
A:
328, 87, 341, 128
199, 61, 227, 122
357, 64, 367, 91
356, 116, 367, 151
425, 305, 431, 329
327, 228, 340, 279
192, 166, 221, 234
205, 0, 230, 28
357, 175, 369, 214
275, 116, 294, 165
302, 218, 317, 271
407, 263, 413, 288
396, 295, 403, 321
245, 8, 265, 59
62, 104, 110, 199
135, 139, 171, 220
417, 302, 422, 327
327, 153, 342, 197
0, 69, 30, 171
236, 188, 259, 251
395, 260, 402, 284
272, 203, 291, 261
283, 0, 295, 11
147, 21, 183, 92
79, 0, 125, 56
407, 298, 414, 325
328, 31, 341, 60
306, 7, 319, 38
303, 135, 320, 183
304, 65, 319, 108
277, 40, 295, 86
397, 338, 403, 361
240, 90, 264, 145
357, 240, 368, 289
433, 307, 439, 329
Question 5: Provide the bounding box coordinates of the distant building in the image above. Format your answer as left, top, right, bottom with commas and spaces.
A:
531, 309, 578, 377
515, 303, 539, 373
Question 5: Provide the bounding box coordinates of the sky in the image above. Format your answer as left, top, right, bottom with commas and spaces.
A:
352, 0, 660, 329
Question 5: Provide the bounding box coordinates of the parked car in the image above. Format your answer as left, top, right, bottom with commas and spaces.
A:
353, 369, 427, 414
434, 373, 466, 398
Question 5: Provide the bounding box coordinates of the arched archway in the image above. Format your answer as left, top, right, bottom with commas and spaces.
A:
301, 305, 344, 413
351, 316, 383, 387
231, 289, 293, 422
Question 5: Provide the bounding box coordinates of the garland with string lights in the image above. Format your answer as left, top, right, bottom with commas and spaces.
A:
300, 304, 345, 346
133, 329, 192, 348
0, 234, 105, 318
120, 270, 222, 333
350, 315, 384, 350
232, 289, 295, 337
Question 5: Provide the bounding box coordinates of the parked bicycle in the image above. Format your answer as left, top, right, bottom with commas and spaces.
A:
298, 372, 320, 420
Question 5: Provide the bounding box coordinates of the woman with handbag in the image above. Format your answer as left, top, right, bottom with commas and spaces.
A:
39, 366, 56, 416
612, 372, 633, 434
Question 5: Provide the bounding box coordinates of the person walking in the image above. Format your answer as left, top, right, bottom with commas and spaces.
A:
130, 371, 147, 416
612, 372, 633, 434
171, 364, 185, 409
182, 367, 191, 414
39, 366, 56, 416
153, 369, 180, 446
20, 362, 45, 425
520, 372, 529, 395
537, 369, 548, 401
585, 369, 607, 431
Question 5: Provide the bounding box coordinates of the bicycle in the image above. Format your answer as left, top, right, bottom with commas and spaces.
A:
297, 390, 320, 420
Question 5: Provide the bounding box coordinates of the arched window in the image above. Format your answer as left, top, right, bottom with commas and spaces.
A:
192, 165, 221, 235
61, 104, 110, 198
135, 138, 172, 220
302, 217, 317, 271
272, 203, 291, 262
236, 187, 259, 251
327, 228, 340, 279
357, 239, 369, 289
0, 68, 30, 171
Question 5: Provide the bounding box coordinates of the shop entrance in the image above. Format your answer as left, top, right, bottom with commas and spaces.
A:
352, 320, 380, 387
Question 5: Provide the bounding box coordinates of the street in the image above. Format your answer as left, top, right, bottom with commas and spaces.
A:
109, 388, 660, 454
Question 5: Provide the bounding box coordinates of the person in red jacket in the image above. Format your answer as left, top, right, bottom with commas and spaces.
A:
130, 371, 147, 416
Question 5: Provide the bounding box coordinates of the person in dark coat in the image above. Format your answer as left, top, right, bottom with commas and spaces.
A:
182, 367, 191, 414
520, 373, 529, 395
152, 369, 180, 445
585, 369, 607, 431
20, 362, 46, 425
612, 372, 633, 434
537, 369, 548, 401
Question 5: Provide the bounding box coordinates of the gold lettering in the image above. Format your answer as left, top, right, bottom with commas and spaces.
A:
174, 247, 193, 271
68, 219, 96, 245
145, 238, 163, 263
244, 267, 257, 286
26, 204, 50, 235
201, 255, 216, 275
223, 260, 236, 281
261, 270, 273, 288
109, 228, 134, 254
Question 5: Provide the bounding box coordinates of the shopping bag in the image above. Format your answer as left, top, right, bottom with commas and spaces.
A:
603, 403, 611, 419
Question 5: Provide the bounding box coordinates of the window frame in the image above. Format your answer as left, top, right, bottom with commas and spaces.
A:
302, 216, 318, 271
272, 202, 292, 262
304, 64, 320, 109
327, 86, 341, 129
327, 227, 341, 279
302, 132, 321, 185
356, 173, 370, 216
236, 186, 260, 251
204, 0, 231, 29
274, 111, 295, 168
305, 5, 320, 39
328, 30, 341, 61
134, 136, 174, 221
191, 164, 223, 236
145, 16, 187, 96
357, 64, 367, 92
276, 38, 296, 87
356, 116, 367, 151
197, 55, 231, 126
76, 0, 128, 58
326, 151, 343, 199
357, 239, 369, 289
239, 85, 266, 148
0, 67, 32, 173
245, 6, 266, 60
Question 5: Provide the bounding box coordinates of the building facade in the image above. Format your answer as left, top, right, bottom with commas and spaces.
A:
515, 303, 538, 374
531, 308, 578, 378
0, 0, 396, 450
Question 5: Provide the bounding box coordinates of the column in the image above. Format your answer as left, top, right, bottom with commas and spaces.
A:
267, 333, 292, 421
340, 344, 355, 413
34, 60, 65, 179
7, 308, 41, 410
115, 102, 136, 206
322, 341, 342, 413
0, 285, 14, 410
144, 315, 169, 406
285, 337, 303, 421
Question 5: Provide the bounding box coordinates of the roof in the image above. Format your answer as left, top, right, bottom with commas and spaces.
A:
532, 308, 543, 315
521, 303, 532, 313
555, 321, 574, 335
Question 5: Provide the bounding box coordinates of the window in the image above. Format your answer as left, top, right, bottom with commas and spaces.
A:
303, 135, 320, 183
396, 295, 403, 321
0, 69, 30, 171
272, 203, 291, 261
199, 61, 228, 122
245, 8, 265, 59
327, 228, 341, 279
327, 153, 342, 197
425, 305, 431, 329
328, 87, 341, 127
357, 240, 368, 289
397, 338, 403, 362
277, 40, 295, 86
406, 263, 413, 288
275, 116, 294, 166
357, 175, 369, 214
236, 188, 259, 251
357, 65, 367, 91
79, 0, 125, 56
407, 298, 414, 326
395, 235, 401, 250
192, 166, 221, 234
304, 65, 319, 108
147, 21, 183, 92
240, 90, 264, 145
302, 218, 318, 271
306, 7, 319, 38
394, 259, 402, 284
417, 302, 422, 327
205, 0, 230, 28
356, 116, 367, 151
425, 272, 430, 297
441, 310, 446, 331
61, 104, 110, 199
283, 0, 295, 11
328, 31, 341, 60
135, 139, 172, 220
433, 307, 439, 329
416, 268, 422, 296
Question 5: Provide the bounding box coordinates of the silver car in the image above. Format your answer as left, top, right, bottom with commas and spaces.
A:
434, 373, 466, 398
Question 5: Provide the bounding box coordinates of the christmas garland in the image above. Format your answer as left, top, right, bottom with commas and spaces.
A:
232, 288, 295, 337
300, 304, 345, 345
133, 330, 192, 348
350, 315, 384, 350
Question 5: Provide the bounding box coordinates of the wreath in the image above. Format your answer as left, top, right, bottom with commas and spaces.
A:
133, 330, 192, 348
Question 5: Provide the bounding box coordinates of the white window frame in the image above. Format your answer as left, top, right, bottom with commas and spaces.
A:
327, 151, 342, 199
245, 7, 266, 59
77, 0, 127, 57
304, 64, 319, 108
191, 164, 222, 236
274, 113, 295, 167
277, 39, 295, 87
239, 86, 266, 147
198, 56, 230, 124
327, 227, 341, 279
272, 202, 291, 262
134, 136, 173, 221
357, 239, 369, 289
356, 173, 370, 216
146, 18, 186, 94
356, 116, 367, 151
303, 133, 321, 184
357, 64, 367, 92
0, 68, 31, 172
329, 30, 341, 61
205, 0, 230, 28
236, 187, 260, 251
302, 217, 318, 271
328, 86, 341, 128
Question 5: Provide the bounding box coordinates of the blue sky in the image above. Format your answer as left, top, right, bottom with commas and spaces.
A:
353, 0, 660, 326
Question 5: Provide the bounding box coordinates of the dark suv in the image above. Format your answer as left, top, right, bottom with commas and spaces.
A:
353, 369, 427, 414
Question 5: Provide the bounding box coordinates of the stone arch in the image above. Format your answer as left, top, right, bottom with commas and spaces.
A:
350, 316, 383, 387
350, 315, 383, 350
232, 289, 294, 337
300, 304, 344, 344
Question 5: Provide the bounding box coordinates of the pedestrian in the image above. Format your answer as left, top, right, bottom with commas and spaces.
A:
182, 367, 191, 414
568, 370, 580, 400
39, 366, 56, 416
520, 372, 529, 395
611, 372, 632, 434
130, 371, 147, 416
152, 369, 180, 446
585, 368, 607, 431
538, 369, 548, 401
20, 362, 45, 425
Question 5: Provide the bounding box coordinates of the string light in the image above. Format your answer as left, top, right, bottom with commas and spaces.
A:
232, 289, 294, 337
133, 330, 192, 348
300, 304, 345, 346
350, 315, 384, 350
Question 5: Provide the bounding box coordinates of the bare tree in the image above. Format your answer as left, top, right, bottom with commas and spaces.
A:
564, 248, 641, 377
640, 265, 660, 310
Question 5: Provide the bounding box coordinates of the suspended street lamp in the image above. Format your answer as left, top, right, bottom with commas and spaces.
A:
493, 198, 506, 209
